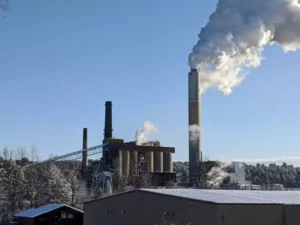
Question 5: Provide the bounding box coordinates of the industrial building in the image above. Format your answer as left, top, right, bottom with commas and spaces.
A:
14, 204, 83, 225
228, 162, 250, 184
101, 138, 175, 184
24, 69, 201, 188
82, 101, 176, 190
84, 189, 300, 225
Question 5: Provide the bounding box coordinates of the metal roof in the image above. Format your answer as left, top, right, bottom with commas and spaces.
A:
139, 189, 300, 205
14, 204, 83, 218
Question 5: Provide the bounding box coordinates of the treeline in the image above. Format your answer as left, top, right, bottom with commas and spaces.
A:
3, 147, 300, 223
0, 147, 154, 225
173, 161, 300, 188
0, 147, 89, 225
245, 163, 300, 187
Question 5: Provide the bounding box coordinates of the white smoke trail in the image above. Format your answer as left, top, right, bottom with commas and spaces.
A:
189, 124, 200, 145
207, 166, 229, 188
189, 0, 300, 94
135, 121, 158, 145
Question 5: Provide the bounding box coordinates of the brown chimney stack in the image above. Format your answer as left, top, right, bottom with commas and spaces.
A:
82, 128, 88, 167
188, 68, 201, 184
104, 101, 113, 139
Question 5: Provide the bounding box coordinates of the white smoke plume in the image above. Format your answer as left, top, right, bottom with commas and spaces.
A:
189, 0, 300, 94
207, 166, 229, 188
135, 121, 158, 146
189, 124, 200, 145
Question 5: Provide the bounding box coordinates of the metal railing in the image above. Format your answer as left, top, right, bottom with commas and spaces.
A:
22, 144, 107, 169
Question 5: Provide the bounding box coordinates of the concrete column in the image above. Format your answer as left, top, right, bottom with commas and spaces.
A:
154, 152, 163, 172
188, 69, 201, 183
163, 152, 173, 172
169, 153, 173, 172
130, 150, 138, 171
118, 150, 123, 175
122, 150, 130, 176
147, 151, 154, 172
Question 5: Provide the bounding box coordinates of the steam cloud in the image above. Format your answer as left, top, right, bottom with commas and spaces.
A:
135, 121, 158, 145
207, 166, 229, 188
189, 0, 300, 94
189, 124, 200, 145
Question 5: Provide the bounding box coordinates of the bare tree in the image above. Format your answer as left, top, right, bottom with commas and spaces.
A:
111, 157, 153, 194
14, 147, 27, 160
114, 170, 131, 193
0, 153, 25, 213
180, 170, 188, 183
66, 169, 88, 208
29, 145, 40, 162
91, 170, 106, 198
165, 179, 178, 189
197, 157, 210, 188
42, 163, 71, 204
16, 147, 55, 208
0, 146, 87, 223
123, 160, 153, 190
23, 167, 42, 208
2, 148, 13, 161
0, 147, 25, 224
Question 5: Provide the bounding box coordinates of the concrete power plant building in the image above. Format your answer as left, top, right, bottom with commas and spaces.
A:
79, 101, 176, 191
100, 101, 176, 187
188, 68, 202, 183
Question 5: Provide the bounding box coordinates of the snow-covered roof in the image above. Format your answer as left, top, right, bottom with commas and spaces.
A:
14, 204, 83, 218
139, 189, 300, 205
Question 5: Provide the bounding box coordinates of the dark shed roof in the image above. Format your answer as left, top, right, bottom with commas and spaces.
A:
14, 204, 83, 218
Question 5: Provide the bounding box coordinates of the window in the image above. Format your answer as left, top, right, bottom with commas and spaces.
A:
61, 211, 67, 219
67, 213, 74, 219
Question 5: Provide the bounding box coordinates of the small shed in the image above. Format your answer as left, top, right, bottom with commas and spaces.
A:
13, 204, 83, 225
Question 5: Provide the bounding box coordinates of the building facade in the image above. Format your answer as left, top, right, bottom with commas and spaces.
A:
84, 189, 300, 225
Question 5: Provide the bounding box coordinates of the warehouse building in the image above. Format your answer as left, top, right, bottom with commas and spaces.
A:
84, 189, 300, 225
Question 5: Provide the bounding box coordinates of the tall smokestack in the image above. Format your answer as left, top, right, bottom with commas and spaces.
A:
82, 128, 88, 167
104, 101, 113, 139
188, 68, 202, 184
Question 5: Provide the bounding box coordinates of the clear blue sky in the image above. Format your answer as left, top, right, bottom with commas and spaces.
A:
1, 0, 300, 163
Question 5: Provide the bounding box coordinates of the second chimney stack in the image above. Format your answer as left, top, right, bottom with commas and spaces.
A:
104, 101, 113, 139
82, 128, 88, 167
